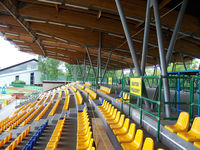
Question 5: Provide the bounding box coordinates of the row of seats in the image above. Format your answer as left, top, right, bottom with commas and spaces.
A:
0, 133, 12, 148
45, 115, 66, 150
84, 82, 91, 87
84, 88, 97, 100
0, 114, 17, 132
23, 120, 48, 150
49, 99, 60, 116
7, 107, 35, 131
34, 92, 56, 121
65, 88, 69, 95
29, 101, 38, 109
13, 105, 25, 114
6, 126, 31, 150
36, 93, 47, 106
21, 103, 31, 112
98, 100, 156, 150
21, 104, 43, 125
0, 116, 9, 128
77, 107, 95, 150
77, 84, 85, 90
75, 90, 83, 105
63, 95, 70, 110
0, 111, 26, 133
165, 112, 200, 149
71, 86, 77, 92
116, 92, 130, 103
34, 102, 51, 121
98, 86, 111, 94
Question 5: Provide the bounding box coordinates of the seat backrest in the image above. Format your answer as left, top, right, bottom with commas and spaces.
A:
122, 93, 126, 99
128, 123, 136, 139
103, 102, 109, 110
88, 138, 94, 150
133, 129, 143, 149
142, 137, 154, 150
112, 109, 117, 118
76, 91, 83, 104
110, 106, 114, 114
115, 111, 121, 122
123, 118, 130, 132
176, 112, 189, 131
106, 104, 112, 112
119, 115, 125, 126
191, 117, 200, 134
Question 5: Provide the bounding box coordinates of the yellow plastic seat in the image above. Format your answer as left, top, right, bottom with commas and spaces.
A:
142, 137, 154, 150
101, 104, 111, 114
78, 131, 92, 144
105, 109, 117, 120
98, 101, 108, 109
77, 126, 91, 136
177, 117, 200, 142
110, 115, 125, 130
78, 131, 92, 142
194, 142, 200, 149
121, 129, 143, 150
113, 118, 130, 135
165, 112, 189, 133
99, 102, 109, 112
77, 134, 91, 149
117, 123, 136, 143
107, 111, 121, 125
103, 106, 114, 116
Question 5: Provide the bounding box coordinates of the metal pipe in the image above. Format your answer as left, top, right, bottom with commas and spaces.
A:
166, 0, 188, 65
99, 32, 102, 85
83, 54, 86, 82
86, 47, 96, 80
152, 0, 171, 117
85, 66, 91, 81
141, 0, 151, 75
115, 0, 141, 76
101, 50, 113, 83
115, 0, 151, 109
180, 53, 187, 70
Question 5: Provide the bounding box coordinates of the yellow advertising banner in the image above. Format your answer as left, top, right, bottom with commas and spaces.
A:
108, 77, 112, 85
130, 78, 142, 96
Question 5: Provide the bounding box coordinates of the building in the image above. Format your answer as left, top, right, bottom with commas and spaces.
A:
0, 59, 42, 86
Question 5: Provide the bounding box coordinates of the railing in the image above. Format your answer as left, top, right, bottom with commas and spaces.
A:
120, 75, 198, 141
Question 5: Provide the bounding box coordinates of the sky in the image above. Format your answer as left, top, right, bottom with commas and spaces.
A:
0, 36, 38, 69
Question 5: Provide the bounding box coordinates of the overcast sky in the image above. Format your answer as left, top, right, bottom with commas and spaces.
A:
0, 36, 38, 69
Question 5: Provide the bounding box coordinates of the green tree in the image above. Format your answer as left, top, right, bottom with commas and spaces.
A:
38, 56, 60, 81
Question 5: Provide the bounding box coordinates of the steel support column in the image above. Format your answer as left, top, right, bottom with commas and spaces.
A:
141, 0, 151, 75
152, 0, 171, 117
115, 0, 141, 76
83, 54, 86, 82
101, 50, 113, 83
98, 32, 102, 85
166, 0, 188, 65
85, 66, 91, 81
76, 59, 84, 80
180, 53, 187, 70
86, 47, 96, 81
115, 0, 150, 109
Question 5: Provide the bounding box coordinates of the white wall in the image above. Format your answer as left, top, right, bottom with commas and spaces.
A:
0, 69, 42, 86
